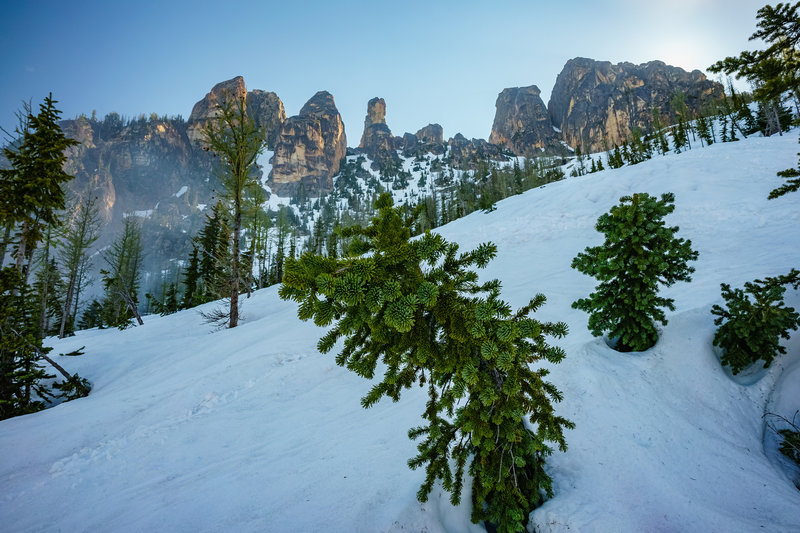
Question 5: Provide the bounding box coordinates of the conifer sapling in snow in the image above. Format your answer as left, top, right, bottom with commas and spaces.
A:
711, 280, 800, 374
571, 192, 698, 352
280, 194, 572, 533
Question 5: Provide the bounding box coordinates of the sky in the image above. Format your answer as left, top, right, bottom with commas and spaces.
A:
0, 0, 766, 142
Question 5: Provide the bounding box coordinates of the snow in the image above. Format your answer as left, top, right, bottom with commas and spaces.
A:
124, 209, 153, 219
175, 185, 188, 198
2, 133, 800, 532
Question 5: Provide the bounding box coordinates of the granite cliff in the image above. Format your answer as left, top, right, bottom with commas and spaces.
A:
547, 58, 724, 151
268, 91, 347, 196
488, 85, 562, 156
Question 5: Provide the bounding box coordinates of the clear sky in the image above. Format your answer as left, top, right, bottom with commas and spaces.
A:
0, 0, 766, 142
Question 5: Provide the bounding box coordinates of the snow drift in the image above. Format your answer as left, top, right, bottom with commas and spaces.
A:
2, 133, 799, 532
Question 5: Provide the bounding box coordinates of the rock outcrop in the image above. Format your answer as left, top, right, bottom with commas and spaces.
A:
548, 58, 724, 151
401, 124, 446, 157
358, 97, 399, 169
268, 91, 347, 196
447, 134, 504, 168
488, 85, 562, 156
61, 114, 214, 229
246, 89, 286, 148
186, 77, 248, 144
186, 76, 286, 147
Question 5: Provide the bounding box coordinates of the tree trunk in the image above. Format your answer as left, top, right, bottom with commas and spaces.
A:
0, 224, 12, 268
230, 195, 241, 328
119, 288, 144, 326
59, 270, 77, 338
38, 244, 51, 340
16, 220, 27, 276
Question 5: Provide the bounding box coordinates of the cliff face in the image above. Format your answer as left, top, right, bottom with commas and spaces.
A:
548, 58, 724, 151
358, 97, 399, 169
186, 76, 286, 147
488, 85, 561, 155
268, 91, 347, 196
247, 89, 286, 148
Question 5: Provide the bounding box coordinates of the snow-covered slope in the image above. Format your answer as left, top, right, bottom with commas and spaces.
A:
2, 134, 800, 532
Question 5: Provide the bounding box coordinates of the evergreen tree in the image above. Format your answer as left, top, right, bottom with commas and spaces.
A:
0, 95, 88, 419
0, 267, 53, 419
571, 193, 698, 352
709, 2, 800, 118
711, 280, 800, 374
182, 246, 200, 308
57, 195, 101, 337
193, 201, 231, 302
100, 217, 144, 328
696, 115, 714, 146
770, 135, 800, 198
77, 299, 104, 330
0, 94, 78, 280
201, 95, 265, 328
280, 194, 572, 533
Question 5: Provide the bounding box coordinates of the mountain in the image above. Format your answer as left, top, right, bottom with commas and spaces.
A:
268, 90, 347, 196
1, 132, 798, 532
489, 58, 724, 155
548, 58, 724, 151
488, 85, 564, 156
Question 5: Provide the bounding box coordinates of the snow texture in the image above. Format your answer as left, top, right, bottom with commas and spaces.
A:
2, 133, 800, 532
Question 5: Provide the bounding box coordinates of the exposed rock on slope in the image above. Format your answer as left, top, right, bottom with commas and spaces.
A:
186, 77, 248, 144
448, 134, 504, 168
186, 76, 286, 147
247, 90, 287, 148
401, 123, 445, 157
548, 58, 723, 151
358, 97, 399, 169
488, 85, 562, 156
268, 91, 347, 196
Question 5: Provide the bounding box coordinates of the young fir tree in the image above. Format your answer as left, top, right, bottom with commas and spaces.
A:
201, 95, 265, 328
0, 94, 78, 281
280, 194, 572, 533
571, 193, 698, 352
711, 280, 800, 374
182, 246, 201, 309
770, 135, 800, 199
696, 115, 714, 147
0, 95, 89, 418
100, 217, 145, 328
57, 195, 101, 337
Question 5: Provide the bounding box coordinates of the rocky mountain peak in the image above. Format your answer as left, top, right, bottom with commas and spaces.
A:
488, 85, 562, 156
548, 57, 723, 151
358, 97, 398, 169
268, 91, 347, 196
186, 76, 285, 147
246, 89, 286, 148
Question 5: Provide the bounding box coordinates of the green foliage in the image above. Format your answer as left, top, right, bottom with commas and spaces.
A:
201, 95, 265, 328
770, 135, 800, 199
280, 194, 572, 532
100, 217, 144, 329
0, 267, 53, 419
571, 193, 698, 352
711, 280, 800, 374
0, 94, 79, 275
0, 95, 89, 419
765, 411, 800, 480
709, 2, 800, 107
779, 427, 800, 467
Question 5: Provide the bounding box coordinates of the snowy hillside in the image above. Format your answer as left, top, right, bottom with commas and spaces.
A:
2, 133, 800, 532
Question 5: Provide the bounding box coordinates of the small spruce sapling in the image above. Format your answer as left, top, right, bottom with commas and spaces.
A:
571, 192, 698, 352
711, 280, 800, 374
280, 194, 572, 533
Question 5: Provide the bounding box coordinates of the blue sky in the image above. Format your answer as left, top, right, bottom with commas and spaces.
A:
1, 0, 764, 142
